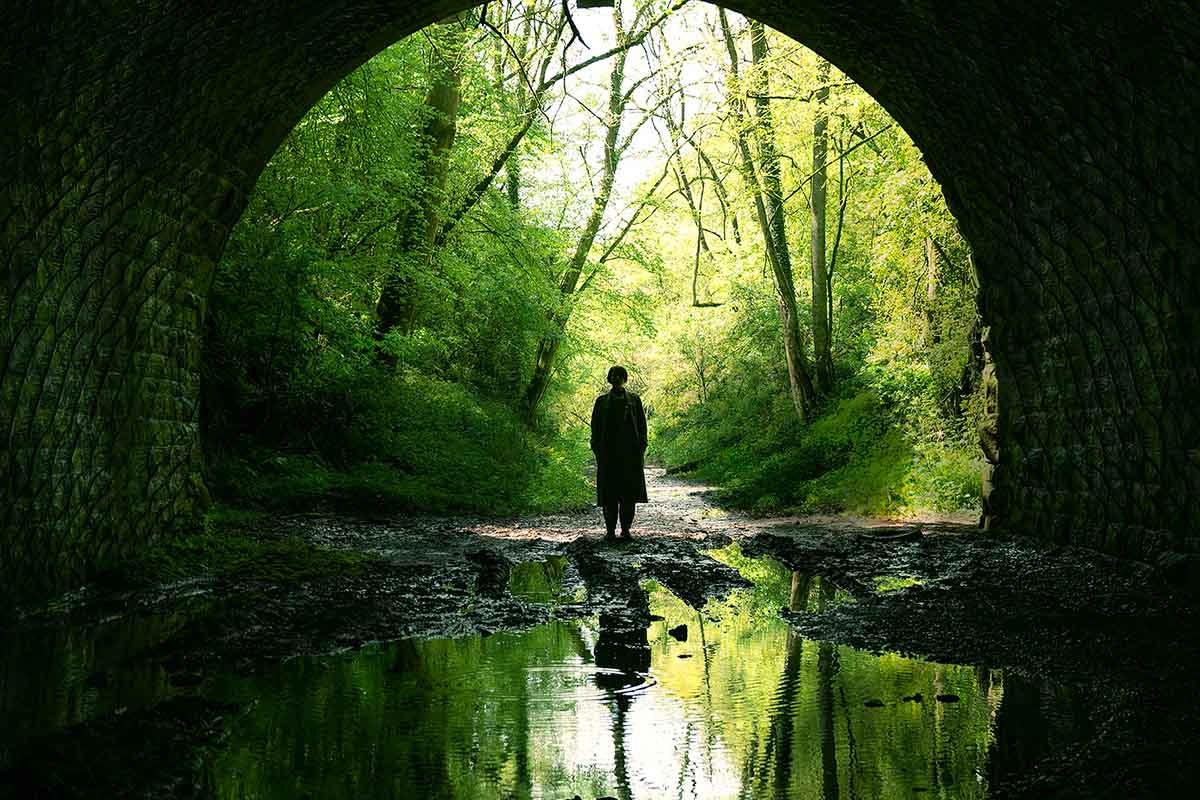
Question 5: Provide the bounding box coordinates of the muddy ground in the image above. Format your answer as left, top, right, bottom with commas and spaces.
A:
3, 468, 1198, 798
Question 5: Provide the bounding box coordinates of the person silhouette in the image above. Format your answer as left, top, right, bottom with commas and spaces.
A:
590, 366, 648, 540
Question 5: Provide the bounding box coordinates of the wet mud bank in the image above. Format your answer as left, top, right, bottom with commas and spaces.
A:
2, 469, 1197, 798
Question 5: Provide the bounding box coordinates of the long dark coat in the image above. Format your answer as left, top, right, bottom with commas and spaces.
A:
590, 389, 649, 506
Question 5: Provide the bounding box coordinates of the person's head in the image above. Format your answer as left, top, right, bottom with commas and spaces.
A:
606, 365, 629, 389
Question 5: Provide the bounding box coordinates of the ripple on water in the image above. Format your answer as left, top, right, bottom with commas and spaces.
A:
523, 663, 657, 702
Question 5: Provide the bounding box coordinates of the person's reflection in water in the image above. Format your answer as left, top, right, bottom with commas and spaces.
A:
594, 611, 650, 800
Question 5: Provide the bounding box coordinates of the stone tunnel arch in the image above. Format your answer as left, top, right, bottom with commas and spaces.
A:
2, 1, 1197, 598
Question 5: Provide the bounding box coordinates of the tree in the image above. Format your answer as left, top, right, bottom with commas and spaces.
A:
809, 56, 834, 394
522, 0, 677, 420
375, 16, 468, 338
658, 67, 723, 308
441, 0, 686, 246
720, 11, 817, 421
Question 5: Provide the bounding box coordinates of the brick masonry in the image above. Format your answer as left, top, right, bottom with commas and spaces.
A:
1, 1, 1197, 598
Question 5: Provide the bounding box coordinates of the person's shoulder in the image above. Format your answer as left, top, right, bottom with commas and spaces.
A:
629, 391, 643, 402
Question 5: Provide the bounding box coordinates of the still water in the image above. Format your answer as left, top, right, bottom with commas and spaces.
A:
1, 549, 1089, 798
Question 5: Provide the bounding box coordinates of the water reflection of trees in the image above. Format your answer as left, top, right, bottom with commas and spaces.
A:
211, 589, 1090, 799
743, 574, 840, 798
1, 568, 1091, 798
206, 624, 597, 799
716, 567, 1093, 799
654, 563, 1001, 799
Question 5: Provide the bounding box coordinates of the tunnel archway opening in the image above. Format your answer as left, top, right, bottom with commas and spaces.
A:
204, 0, 991, 532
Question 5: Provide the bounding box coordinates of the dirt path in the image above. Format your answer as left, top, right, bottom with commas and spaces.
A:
324, 466, 973, 548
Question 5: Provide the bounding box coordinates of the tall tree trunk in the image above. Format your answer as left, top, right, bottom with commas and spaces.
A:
504, 8, 533, 212
810, 56, 834, 394
375, 18, 465, 338
522, 3, 633, 420
506, 153, 522, 209
924, 235, 941, 345
721, 12, 816, 421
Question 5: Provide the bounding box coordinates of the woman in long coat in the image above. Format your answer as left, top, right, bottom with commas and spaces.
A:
590, 365, 649, 539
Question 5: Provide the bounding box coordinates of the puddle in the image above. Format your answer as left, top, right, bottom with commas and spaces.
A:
0, 595, 226, 762
874, 575, 925, 592
788, 573, 857, 610
507, 555, 588, 606
14, 620, 1001, 798
508, 556, 569, 604
3, 584, 1092, 799
706, 542, 856, 613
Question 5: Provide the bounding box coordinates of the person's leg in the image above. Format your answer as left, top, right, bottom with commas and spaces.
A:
603, 503, 619, 538
619, 501, 636, 538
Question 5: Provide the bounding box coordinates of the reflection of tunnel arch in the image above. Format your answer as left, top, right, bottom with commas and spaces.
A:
1, 1, 1197, 595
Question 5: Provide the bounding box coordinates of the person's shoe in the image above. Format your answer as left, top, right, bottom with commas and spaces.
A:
619, 529, 632, 540
604, 530, 617, 541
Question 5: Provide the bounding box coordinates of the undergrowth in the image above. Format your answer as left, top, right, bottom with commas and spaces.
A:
205, 368, 593, 516
653, 384, 981, 518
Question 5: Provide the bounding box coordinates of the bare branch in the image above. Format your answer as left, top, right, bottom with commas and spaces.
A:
541, 0, 690, 88
744, 81, 856, 102
697, 146, 740, 245
439, 1, 689, 245
480, 11, 539, 98
594, 123, 707, 266
781, 122, 893, 206
562, 0, 589, 50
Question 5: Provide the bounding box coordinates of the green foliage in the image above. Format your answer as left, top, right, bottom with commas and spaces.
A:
203, 28, 591, 517
656, 384, 980, 516
639, 19, 984, 520
210, 369, 591, 515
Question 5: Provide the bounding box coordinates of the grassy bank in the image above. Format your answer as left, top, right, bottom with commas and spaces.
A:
652, 386, 982, 518
206, 369, 593, 518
